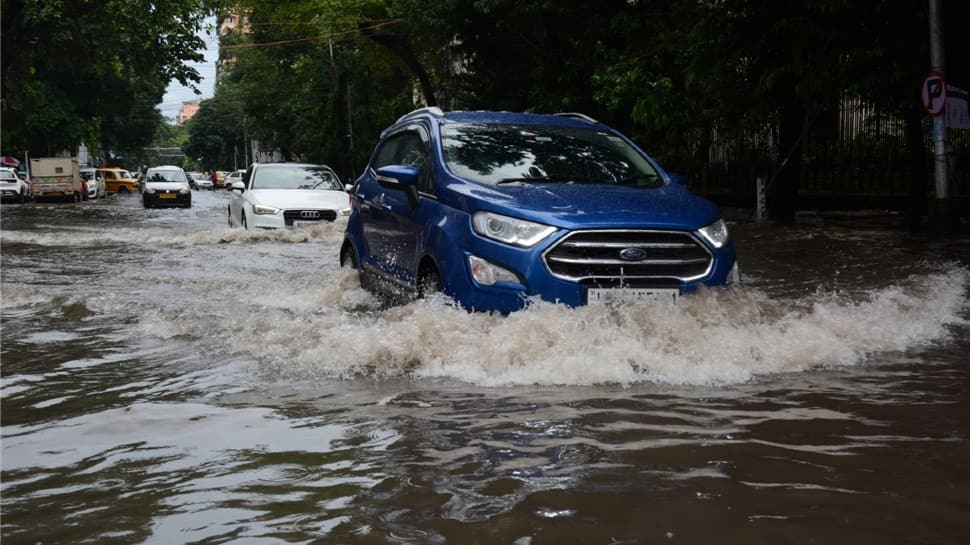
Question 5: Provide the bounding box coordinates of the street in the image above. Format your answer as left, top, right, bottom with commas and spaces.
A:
2, 191, 970, 544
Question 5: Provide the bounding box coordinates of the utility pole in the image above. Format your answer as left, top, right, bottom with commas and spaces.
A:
928, 0, 957, 234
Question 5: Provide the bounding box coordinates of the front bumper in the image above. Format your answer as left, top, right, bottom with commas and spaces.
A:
442, 229, 739, 313
143, 191, 191, 207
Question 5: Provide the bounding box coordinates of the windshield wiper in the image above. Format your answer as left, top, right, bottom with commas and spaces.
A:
618, 173, 661, 186
496, 175, 604, 185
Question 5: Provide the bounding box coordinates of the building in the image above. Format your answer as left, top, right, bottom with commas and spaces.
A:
177, 101, 200, 125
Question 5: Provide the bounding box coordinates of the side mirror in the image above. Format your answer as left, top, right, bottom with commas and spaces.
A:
231, 181, 245, 193
375, 165, 419, 189
668, 173, 687, 186
344, 183, 353, 193
375, 165, 420, 209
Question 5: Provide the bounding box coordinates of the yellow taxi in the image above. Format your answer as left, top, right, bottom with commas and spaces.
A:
98, 168, 139, 194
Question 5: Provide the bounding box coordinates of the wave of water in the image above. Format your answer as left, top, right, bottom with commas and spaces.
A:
5, 221, 967, 388
99, 265, 968, 388
0, 222, 346, 247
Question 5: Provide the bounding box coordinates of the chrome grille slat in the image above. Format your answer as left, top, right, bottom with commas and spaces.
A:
560, 241, 695, 249
547, 256, 710, 266
543, 229, 713, 284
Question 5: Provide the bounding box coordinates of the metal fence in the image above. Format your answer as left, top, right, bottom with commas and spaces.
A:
697, 99, 970, 209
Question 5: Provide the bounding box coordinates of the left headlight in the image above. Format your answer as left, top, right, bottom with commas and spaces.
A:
253, 204, 281, 215
696, 218, 730, 248
472, 211, 556, 248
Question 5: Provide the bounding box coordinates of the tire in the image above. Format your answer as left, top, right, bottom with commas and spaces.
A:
18, 191, 25, 204
340, 243, 358, 268
228, 207, 234, 227
118, 186, 129, 194
241, 213, 248, 230
417, 265, 442, 299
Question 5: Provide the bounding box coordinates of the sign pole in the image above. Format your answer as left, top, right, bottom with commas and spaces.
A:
928, 0, 957, 234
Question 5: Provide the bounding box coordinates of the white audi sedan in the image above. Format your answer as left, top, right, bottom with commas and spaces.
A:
227, 163, 350, 229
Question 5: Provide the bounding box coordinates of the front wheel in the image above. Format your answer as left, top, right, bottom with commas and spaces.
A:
227, 207, 234, 227
417, 266, 442, 299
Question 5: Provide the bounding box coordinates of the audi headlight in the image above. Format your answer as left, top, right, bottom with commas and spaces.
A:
697, 218, 730, 248
472, 211, 556, 248
253, 204, 281, 215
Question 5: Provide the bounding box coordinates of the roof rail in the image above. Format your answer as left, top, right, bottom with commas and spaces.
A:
554, 112, 599, 124
395, 106, 445, 125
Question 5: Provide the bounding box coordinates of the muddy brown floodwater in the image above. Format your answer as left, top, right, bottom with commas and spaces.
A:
2, 191, 969, 544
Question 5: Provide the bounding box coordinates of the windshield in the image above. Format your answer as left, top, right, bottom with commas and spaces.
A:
250, 166, 341, 190
442, 123, 663, 187
147, 170, 187, 183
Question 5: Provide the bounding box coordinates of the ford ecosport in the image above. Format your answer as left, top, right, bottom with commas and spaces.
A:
341, 108, 739, 313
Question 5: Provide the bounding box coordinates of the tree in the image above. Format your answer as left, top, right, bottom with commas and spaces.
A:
1, 0, 209, 162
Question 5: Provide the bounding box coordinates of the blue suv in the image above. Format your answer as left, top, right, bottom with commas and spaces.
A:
341, 108, 739, 313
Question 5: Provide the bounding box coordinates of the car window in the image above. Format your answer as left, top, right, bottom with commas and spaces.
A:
147, 170, 187, 182
250, 166, 341, 190
441, 123, 662, 187
374, 129, 434, 194
0, 171, 16, 181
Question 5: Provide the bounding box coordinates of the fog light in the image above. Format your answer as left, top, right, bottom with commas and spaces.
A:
468, 255, 519, 286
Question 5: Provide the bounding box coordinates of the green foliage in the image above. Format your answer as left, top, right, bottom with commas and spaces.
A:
1, 0, 210, 162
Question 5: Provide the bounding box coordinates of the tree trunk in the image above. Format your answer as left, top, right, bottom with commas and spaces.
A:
768, 105, 804, 223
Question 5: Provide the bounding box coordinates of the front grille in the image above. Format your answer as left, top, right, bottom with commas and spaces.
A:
543, 229, 713, 285
283, 209, 338, 226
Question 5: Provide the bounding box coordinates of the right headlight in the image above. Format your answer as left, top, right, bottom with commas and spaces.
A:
472, 211, 556, 248
696, 218, 730, 248
253, 204, 281, 215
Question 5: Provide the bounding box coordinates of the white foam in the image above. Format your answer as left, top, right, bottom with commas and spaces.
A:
204, 266, 968, 387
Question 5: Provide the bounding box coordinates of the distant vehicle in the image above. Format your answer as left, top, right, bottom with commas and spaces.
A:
224, 169, 245, 188
98, 168, 138, 194
341, 108, 740, 313
142, 165, 192, 208
79, 168, 107, 200
215, 171, 229, 189
228, 163, 349, 229
0, 167, 30, 203
190, 172, 213, 190
30, 157, 83, 202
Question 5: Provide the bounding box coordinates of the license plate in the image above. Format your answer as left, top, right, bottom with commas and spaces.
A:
587, 288, 679, 305
159, 193, 176, 199
292, 220, 318, 228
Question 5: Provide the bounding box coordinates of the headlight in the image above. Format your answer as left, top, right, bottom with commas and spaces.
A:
697, 218, 730, 248
144, 186, 155, 194
253, 204, 281, 215
179, 186, 189, 194
339, 207, 351, 216
472, 211, 556, 248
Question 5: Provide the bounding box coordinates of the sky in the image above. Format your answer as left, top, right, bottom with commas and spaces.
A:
158, 17, 219, 121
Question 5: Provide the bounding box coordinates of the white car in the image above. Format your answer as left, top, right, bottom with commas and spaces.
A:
0, 167, 30, 203
224, 169, 245, 189
193, 172, 214, 190
228, 163, 350, 229
142, 165, 192, 208
79, 168, 107, 200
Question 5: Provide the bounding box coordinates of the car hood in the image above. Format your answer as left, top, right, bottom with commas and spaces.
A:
248, 189, 350, 210
146, 181, 189, 191
452, 181, 723, 230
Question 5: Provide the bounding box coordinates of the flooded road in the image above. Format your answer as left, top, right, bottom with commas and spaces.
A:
2, 191, 969, 544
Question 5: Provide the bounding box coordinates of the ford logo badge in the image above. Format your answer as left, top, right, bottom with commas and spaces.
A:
619, 247, 648, 261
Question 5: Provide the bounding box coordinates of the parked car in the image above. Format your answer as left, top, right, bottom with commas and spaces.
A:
98, 168, 138, 194
79, 168, 107, 200
224, 169, 245, 188
228, 163, 349, 229
0, 167, 30, 203
142, 165, 192, 208
341, 108, 740, 313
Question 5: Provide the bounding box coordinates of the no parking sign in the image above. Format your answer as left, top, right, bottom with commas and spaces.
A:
921, 72, 947, 116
